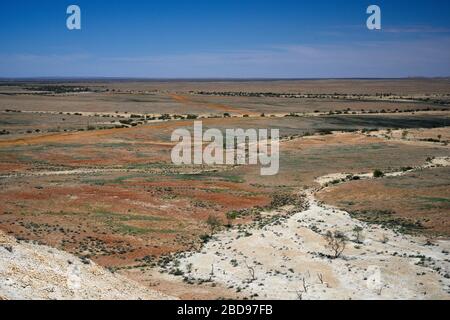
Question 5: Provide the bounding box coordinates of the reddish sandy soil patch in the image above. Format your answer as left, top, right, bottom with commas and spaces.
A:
0, 170, 271, 269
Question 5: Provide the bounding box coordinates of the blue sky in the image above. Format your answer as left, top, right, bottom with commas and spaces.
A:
1, 0, 450, 78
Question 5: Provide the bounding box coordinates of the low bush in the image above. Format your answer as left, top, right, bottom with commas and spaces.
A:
373, 169, 384, 178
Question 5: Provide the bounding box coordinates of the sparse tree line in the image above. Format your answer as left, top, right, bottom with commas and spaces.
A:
190, 91, 450, 106
193, 90, 401, 98
25, 85, 93, 94
3, 104, 448, 137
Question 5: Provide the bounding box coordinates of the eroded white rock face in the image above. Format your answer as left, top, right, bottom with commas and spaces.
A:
0, 232, 174, 300
168, 162, 450, 300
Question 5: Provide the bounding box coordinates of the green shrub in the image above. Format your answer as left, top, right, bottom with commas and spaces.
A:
373, 169, 384, 178
199, 234, 212, 243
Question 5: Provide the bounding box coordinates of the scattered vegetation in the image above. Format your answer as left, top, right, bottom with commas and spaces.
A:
349, 210, 425, 234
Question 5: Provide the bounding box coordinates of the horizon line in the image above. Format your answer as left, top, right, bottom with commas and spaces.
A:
1, 76, 449, 83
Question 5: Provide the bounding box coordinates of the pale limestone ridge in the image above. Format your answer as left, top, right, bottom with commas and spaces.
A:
0, 231, 174, 300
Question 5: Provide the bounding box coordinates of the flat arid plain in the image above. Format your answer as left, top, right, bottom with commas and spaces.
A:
0, 79, 449, 300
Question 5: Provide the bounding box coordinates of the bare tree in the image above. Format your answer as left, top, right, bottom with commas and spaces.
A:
206, 215, 222, 235
294, 277, 310, 300
244, 261, 256, 281
302, 277, 309, 293
352, 226, 364, 244
209, 263, 215, 281
325, 231, 347, 259
317, 273, 324, 284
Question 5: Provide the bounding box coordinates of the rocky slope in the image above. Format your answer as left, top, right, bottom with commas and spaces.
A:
162, 159, 450, 300
0, 231, 173, 300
